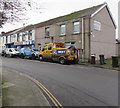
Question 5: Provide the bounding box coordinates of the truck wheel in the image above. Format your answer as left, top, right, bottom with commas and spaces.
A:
59, 58, 66, 64
39, 55, 44, 61
32, 54, 36, 60
73, 59, 79, 64
7, 54, 11, 58
21, 54, 24, 59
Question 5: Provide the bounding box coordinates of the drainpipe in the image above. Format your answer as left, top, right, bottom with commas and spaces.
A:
88, 17, 91, 62
81, 18, 84, 61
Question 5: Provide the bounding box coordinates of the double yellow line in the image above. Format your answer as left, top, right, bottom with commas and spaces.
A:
21, 73, 63, 108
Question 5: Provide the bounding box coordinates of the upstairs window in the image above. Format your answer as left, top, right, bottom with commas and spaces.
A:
45, 27, 50, 38
60, 24, 66, 36
28, 30, 32, 40
93, 20, 101, 31
17, 33, 20, 42
22, 32, 27, 41
6, 36, 8, 43
73, 21, 80, 34
11, 34, 16, 42
3, 37, 4, 43
22, 35, 26, 41
10, 35, 12, 42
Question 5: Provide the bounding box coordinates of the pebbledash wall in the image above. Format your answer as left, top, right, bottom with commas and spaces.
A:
0, 3, 116, 61
34, 3, 116, 60
90, 5, 116, 59
116, 39, 120, 56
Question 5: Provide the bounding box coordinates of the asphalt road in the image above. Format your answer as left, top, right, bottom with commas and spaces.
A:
1, 57, 118, 106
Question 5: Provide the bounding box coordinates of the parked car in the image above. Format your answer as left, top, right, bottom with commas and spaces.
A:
5, 48, 19, 57
19, 47, 39, 59
1, 50, 6, 56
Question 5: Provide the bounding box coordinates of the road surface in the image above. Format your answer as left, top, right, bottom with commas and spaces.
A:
1, 57, 118, 106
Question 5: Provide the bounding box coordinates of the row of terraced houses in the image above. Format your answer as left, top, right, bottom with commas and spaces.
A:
0, 3, 118, 61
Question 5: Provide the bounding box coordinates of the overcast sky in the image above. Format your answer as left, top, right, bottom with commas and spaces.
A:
0, 0, 119, 38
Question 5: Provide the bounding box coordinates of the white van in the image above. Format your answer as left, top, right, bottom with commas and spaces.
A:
5, 48, 19, 57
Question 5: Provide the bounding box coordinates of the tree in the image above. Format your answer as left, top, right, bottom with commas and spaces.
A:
0, 0, 41, 27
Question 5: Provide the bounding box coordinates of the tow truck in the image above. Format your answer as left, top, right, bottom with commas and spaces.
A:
38, 42, 78, 64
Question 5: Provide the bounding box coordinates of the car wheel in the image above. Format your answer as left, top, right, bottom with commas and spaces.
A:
4, 54, 7, 57
59, 58, 66, 64
9, 54, 13, 57
39, 55, 44, 61
21, 54, 24, 59
32, 54, 36, 60
7, 54, 11, 58
73, 59, 79, 64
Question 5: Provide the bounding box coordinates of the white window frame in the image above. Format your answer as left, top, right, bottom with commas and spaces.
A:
73, 21, 80, 34
45, 27, 50, 37
60, 24, 66, 36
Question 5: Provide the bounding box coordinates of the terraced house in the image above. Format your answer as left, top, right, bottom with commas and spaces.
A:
34, 2, 116, 61
0, 25, 35, 51
0, 2, 116, 61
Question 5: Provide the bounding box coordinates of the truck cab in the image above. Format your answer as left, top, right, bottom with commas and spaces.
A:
39, 42, 77, 64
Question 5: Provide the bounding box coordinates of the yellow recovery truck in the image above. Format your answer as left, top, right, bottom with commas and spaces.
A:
38, 42, 78, 64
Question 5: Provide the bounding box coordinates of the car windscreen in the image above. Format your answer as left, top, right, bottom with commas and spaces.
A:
9, 49, 12, 52
32, 49, 39, 51
15, 49, 18, 51
11, 48, 18, 51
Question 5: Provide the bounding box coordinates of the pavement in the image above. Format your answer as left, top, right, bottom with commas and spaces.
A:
1, 67, 51, 107
78, 61, 120, 71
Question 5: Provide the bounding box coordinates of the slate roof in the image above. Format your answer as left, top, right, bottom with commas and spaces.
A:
1, 24, 34, 36
35, 3, 104, 28
2, 3, 114, 36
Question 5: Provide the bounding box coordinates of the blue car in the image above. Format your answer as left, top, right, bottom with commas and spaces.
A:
19, 47, 39, 59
